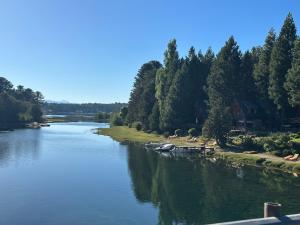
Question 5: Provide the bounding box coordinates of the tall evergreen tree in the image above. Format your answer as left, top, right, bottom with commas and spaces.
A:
269, 13, 296, 117
203, 37, 241, 145
284, 39, 300, 107
254, 29, 276, 101
127, 61, 162, 129
240, 50, 257, 102
159, 46, 212, 131
155, 39, 181, 130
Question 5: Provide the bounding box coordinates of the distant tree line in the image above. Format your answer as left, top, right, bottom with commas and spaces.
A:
0, 77, 44, 129
43, 102, 128, 115
121, 13, 300, 145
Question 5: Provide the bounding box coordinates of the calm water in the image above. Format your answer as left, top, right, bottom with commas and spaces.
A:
0, 122, 299, 225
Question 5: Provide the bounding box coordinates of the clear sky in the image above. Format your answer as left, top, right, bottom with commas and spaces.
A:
0, 0, 299, 103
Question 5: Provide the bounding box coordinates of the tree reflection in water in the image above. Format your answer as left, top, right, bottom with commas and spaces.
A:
126, 143, 300, 225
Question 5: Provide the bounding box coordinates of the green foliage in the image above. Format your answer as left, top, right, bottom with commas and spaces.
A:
250, 133, 294, 155
120, 106, 128, 123
124, 13, 300, 140
202, 102, 232, 146
156, 39, 181, 131
95, 112, 110, 122
284, 39, 300, 107
254, 29, 276, 101
148, 102, 160, 131
269, 13, 296, 115
188, 128, 197, 137
30, 104, 43, 122
127, 61, 162, 130
203, 37, 240, 146
132, 121, 142, 131
0, 77, 44, 129
240, 135, 256, 149
110, 113, 123, 126
43, 103, 127, 114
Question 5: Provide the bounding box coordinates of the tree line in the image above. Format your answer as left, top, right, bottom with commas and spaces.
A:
43, 102, 128, 115
121, 13, 300, 145
0, 77, 44, 129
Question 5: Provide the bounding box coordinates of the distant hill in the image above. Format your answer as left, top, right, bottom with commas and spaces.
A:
43, 102, 128, 115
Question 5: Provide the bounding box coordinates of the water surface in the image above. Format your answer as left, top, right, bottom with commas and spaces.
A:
0, 122, 299, 225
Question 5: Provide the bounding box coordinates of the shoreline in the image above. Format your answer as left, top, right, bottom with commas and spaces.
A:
98, 126, 300, 175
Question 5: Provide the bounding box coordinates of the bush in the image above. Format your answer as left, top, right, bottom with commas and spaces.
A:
110, 113, 123, 126
188, 128, 197, 137
132, 121, 142, 131
175, 129, 184, 137
240, 135, 256, 149
253, 133, 293, 155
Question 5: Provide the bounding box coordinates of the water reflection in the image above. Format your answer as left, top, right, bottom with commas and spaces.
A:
0, 129, 41, 167
126, 143, 300, 225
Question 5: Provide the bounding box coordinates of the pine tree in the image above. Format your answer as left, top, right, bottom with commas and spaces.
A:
155, 39, 180, 130
163, 60, 190, 131
240, 50, 257, 102
254, 29, 276, 101
148, 102, 160, 131
127, 61, 162, 129
159, 46, 212, 131
269, 13, 296, 117
203, 36, 241, 145
284, 39, 300, 107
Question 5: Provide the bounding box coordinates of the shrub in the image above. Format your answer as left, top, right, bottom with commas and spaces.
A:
240, 135, 256, 149
188, 128, 198, 137
132, 121, 142, 131
110, 113, 123, 126
282, 149, 293, 157
175, 129, 184, 137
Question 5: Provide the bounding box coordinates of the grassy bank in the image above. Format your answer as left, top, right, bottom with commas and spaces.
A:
215, 151, 300, 174
98, 126, 203, 146
98, 126, 300, 174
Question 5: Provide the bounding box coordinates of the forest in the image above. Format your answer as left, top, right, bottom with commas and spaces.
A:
122, 13, 300, 146
0, 77, 44, 130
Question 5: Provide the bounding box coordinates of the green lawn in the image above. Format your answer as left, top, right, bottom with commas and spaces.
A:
97, 126, 204, 146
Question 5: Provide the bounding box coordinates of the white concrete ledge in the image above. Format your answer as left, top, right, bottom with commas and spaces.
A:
209, 214, 300, 225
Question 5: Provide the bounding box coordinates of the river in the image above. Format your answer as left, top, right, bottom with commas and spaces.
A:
0, 122, 299, 225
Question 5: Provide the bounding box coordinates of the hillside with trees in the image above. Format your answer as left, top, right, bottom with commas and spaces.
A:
0, 77, 44, 130
119, 13, 300, 146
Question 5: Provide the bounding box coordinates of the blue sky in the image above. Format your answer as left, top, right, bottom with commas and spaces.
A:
0, 0, 299, 103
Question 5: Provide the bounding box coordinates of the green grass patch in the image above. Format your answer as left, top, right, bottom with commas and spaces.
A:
215, 152, 264, 165
292, 138, 300, 143
97, 126, 203, 146
98, 126, 165, 143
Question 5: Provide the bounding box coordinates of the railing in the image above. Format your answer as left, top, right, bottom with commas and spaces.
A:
209, 203, 300, 225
